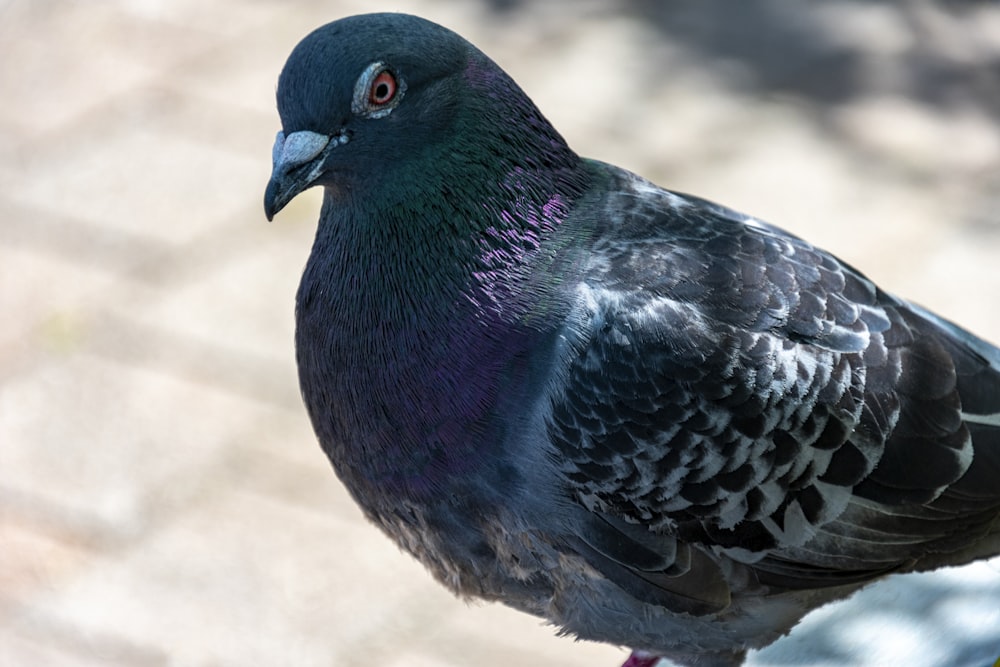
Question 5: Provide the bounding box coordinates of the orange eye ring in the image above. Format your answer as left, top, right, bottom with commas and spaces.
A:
369, 70, 397, 106
352, 62, 405, 118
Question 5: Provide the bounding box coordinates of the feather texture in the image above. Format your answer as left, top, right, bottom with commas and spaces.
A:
266, 13, 1000, 666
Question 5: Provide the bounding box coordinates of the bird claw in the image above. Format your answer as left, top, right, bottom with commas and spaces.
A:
621, 651, 662, 667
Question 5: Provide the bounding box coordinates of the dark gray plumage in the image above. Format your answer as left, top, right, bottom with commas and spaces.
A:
264, 13, 1000, 667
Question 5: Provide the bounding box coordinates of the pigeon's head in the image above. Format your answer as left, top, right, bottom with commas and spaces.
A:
264, 13, 577, 221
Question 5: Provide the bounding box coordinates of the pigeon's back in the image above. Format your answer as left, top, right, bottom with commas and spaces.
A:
539, 162, 1000, 658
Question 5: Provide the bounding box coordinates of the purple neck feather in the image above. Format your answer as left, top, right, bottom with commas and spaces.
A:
295, 54, 592, 506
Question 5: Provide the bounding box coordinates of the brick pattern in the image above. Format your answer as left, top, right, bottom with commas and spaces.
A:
1, 2, 998, 666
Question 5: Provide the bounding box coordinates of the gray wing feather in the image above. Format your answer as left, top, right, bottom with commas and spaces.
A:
548, 168, 1000, 612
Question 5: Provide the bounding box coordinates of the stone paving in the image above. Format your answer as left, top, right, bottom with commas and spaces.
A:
1, 1, 999, 665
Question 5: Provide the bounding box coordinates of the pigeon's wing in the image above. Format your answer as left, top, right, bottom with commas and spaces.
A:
548, 168, 1000, 613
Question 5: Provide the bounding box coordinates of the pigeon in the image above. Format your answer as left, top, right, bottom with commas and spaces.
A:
264, 12, 1000, 667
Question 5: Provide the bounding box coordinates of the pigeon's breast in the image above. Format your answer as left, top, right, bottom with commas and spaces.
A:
295, 249, 560, 500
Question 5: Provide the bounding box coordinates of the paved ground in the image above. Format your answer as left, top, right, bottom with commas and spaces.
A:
1, 1, 999, 665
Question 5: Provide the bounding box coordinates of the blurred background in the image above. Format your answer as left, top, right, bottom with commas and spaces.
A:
1, 0, 999, 665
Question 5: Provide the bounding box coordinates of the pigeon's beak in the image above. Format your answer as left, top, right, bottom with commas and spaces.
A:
264, 130, 343, 221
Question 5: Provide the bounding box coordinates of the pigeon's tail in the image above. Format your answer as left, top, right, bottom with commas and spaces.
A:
910, 302, 1000, 567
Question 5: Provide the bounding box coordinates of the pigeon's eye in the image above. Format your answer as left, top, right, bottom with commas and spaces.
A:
352, 62, 406, 119
369, 71, 397, 106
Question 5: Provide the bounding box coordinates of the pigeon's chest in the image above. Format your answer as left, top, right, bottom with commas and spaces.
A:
295, 278, 546, 496
295, 299, 569, 602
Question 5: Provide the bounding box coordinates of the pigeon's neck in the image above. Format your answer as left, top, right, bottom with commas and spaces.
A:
296, 156, 595, 507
